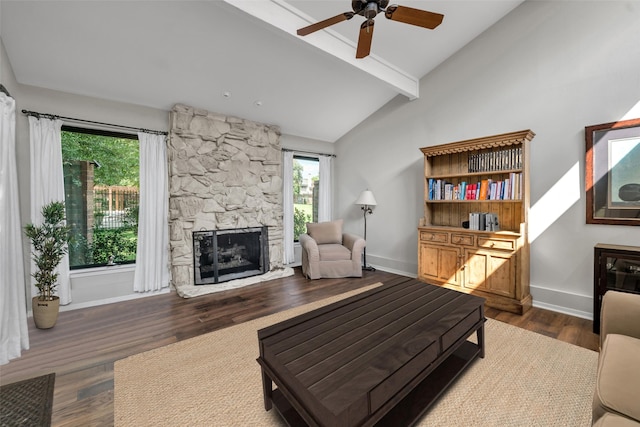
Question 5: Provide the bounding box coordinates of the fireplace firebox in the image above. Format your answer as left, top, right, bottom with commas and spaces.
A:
193, 227, 269, 285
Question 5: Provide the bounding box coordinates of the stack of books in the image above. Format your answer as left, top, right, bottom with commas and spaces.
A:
469, 212, 500, 231
468, 147, 522, 172
427, 173, 522, 201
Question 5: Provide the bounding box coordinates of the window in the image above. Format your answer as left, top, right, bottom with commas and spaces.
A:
293, 156, 319, 241
61, 126, 139, 268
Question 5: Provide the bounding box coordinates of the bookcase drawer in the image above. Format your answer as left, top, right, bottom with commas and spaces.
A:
451, 234, 474, 246
420, 231, 448, 243
477, 237, 515, 251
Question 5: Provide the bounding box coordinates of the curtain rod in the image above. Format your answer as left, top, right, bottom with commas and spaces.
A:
0, 84, 11, 97
21, 109, 167, 135
282, 148, 336, 158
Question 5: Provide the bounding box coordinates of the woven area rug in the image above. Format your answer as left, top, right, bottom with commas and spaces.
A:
115, 284, 598, 426
0, 373, 55, 427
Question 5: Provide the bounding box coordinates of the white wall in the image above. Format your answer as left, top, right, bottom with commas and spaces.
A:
1, 35, 170, 308
334, 1, 640, 318
3, 34, 337, 305
5, 1, 640, 315
1, 39, 17, 95
280, 134, 335, 157
15, 87, 169, 308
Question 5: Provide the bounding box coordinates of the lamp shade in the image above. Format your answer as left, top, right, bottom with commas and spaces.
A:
355, 190, 377, 206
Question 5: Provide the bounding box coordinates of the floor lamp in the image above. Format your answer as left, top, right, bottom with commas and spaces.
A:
355, 189, 377, 271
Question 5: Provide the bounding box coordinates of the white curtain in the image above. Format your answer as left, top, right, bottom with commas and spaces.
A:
133, 132, 170, 292
318, 155, 332, 222
28, 115, 71, 305
282, 151, 295, 264
1, 92, 29, 364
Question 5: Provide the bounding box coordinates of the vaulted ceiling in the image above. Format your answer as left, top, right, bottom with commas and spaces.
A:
1, 0, 522, 142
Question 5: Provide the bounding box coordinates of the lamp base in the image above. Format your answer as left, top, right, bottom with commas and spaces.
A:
362, 265, 376, 272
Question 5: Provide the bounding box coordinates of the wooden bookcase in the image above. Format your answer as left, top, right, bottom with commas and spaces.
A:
418, 130, 535, 314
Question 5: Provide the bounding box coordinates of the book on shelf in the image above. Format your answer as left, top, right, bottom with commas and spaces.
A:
469, 212, 500, 231
509, 172, 522, 200
467, 147, 523, 173
479, 179, 490, 200
458, 182, 467, 200
448, 183, 458, 200
489, 181, 497, 200
426, 174, 522, 201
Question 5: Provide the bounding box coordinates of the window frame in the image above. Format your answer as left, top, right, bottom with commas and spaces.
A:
61, 125, 140, 270
292, 154, 320, 242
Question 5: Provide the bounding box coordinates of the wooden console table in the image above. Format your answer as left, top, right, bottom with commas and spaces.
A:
593, 243, 640, 333
257, 278, 485, 426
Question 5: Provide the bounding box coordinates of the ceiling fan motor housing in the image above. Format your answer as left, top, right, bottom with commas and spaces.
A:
352, 0, 390, 18
300, 0, 442, 59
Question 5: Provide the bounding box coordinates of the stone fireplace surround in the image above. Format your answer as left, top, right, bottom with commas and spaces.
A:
168, 104, 290, 297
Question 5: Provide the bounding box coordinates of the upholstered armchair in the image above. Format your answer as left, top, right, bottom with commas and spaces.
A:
299, 219, 365, 279
592, 291, 640, 427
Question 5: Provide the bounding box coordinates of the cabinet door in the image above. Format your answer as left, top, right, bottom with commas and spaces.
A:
464, 249, 516, 297
593, 247, 640, 333
419, 243, 461, 286
418, 243, 437, 281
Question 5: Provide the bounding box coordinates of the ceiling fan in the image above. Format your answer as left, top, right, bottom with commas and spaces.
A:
297, 0, 444, 59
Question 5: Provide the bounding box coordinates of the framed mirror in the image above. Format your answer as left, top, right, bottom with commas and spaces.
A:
585, 117, 640, 225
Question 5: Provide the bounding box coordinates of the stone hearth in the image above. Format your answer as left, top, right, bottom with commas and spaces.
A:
168, 104, 284, 293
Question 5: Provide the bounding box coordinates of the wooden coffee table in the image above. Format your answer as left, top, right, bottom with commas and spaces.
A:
257, 277, 485, 426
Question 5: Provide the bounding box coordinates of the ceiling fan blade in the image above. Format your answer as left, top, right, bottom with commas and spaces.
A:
356, 20, 374, 59
385, 5, 443, 29
297, 12, 355, 36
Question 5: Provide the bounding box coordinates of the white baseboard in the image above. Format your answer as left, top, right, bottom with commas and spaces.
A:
530, 285, 593, 320
370, 264, 417, 279
57, 288, 171, 313
531, 300, 592, 320
366, 254, 417, 278
366, 255, 594, 320
40, 261, 596, 322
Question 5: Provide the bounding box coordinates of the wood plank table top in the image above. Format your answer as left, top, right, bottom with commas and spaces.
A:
257, 277, 485, 427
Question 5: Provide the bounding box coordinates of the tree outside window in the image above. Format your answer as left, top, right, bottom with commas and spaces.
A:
61, 127, 139, 268
293, 156, 319, 240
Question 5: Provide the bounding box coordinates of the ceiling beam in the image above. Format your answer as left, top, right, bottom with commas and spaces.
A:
223, 0, 419, 100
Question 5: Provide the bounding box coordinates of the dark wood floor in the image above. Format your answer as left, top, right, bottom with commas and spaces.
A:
0, 268, 599, 427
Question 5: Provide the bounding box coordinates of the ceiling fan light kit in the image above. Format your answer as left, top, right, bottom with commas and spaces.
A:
297, 0, 444, 59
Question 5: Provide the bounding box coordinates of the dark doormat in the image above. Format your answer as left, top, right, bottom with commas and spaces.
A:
0, 373, 55, 427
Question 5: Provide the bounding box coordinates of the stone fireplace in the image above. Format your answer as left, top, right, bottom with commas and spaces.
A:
167, 104, 284, 295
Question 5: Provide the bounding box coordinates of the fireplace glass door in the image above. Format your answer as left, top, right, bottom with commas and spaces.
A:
193, 227, 269, 285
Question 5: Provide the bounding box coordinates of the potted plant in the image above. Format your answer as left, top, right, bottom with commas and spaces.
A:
24, 201, 71, 329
